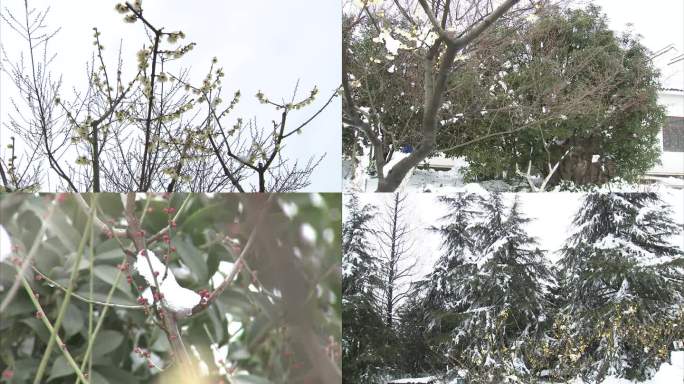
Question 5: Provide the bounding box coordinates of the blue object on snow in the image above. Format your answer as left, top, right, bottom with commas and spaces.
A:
399, 144, 414, 153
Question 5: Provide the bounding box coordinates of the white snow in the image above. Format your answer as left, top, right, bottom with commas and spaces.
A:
553, 351, 684, 383
134, 249, 201, 318
0, 225, 11, 262
344, 152, 684, 194
300, 223, 317, 244
388, 377, 436, 384
375, 30, 403, 55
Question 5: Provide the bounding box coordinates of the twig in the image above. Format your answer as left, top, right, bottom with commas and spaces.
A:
18, 271, 90, 384
31, 266, 143, 309
0, 200, 57, 313
33, 197, 94, 384
191, 193, 275, 316
74, 194, 127, 237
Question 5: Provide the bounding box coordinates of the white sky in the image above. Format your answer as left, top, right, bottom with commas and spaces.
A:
349, 190, 684, 285
576, 0, 683, 89
0, 0, 341, 192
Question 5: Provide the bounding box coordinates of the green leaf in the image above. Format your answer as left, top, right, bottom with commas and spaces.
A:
92, 365, 139, 384
20, 318, 50, 344
45, 209, 82, 251
94, 265, 130, 297
0, 290, 33, 318
174, 236, 207, 284
11, 358, 39, 382
95, 238, 129, 261
34, 237, 64, 273
47, 355, 73, 382
97, 193, 125, 219
216, 287, 254, 317
62, 303, 83, 338
92, 330, 124, 357
89, 369, 110, 384
74, 287, 138, 307
150, 332, 170, 353
179, 202, 239, 236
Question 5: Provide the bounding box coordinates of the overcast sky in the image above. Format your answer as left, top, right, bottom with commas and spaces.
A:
577, 0, 683, 89
0, 0, 341, 192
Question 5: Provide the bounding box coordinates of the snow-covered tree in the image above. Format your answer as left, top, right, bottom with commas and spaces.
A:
342, 195, 388, 384
458, 193, 553, 381
343, 0, 526, 192
422, 193, 481, 304
395, 294, 435, 375
343, 194, 380, 296
377, 193, 416, 329
411, 193, 482, 370
556, 192, 684, 382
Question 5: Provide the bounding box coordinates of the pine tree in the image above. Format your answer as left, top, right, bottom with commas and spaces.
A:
395, 295, 436, 376
342, 195, 387, 384
413, 193, 481, 370
342, 194, 379, 296
421, 193, 481, 307
459, 193, 553, 381
556, 192, 684, 382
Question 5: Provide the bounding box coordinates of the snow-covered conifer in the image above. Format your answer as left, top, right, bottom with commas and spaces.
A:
557, 192, 684, 382
459, 194, 553, 381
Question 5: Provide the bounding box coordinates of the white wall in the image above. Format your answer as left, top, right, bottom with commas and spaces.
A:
648, 91, 684, 176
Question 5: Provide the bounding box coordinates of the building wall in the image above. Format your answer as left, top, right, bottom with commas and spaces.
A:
649, 91, 684, 176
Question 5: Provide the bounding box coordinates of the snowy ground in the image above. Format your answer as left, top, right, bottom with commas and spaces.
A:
385, 351, 683, 383
343, 155, 684, 194
551, 351, 684, 383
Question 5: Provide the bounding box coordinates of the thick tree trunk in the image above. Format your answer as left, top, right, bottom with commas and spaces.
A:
558, 136, 615, 185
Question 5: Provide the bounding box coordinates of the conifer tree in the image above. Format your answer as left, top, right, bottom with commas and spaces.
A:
556, 192, 684, 382
459, 193, 553, 381
422, 193, 481, 307
413, 193, 481, 370
342, 195, 387, 384
343, 194, 380, 296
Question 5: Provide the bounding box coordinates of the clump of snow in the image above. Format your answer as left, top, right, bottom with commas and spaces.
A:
0, 225, 11, 262
134, 249, 201, 318
300, 223, 317, 244
373, 29, 404, 55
